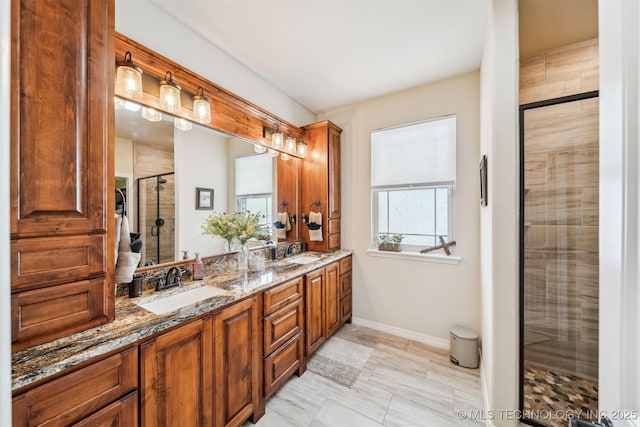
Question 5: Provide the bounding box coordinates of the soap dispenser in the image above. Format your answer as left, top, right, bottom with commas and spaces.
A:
192, 252, 204, 280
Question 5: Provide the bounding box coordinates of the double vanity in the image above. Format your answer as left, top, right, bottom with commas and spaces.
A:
12, 249, 353, 426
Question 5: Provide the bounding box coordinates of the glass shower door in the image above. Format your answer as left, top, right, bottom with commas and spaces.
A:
520, 93, 599, 427
138, 173, 175, 265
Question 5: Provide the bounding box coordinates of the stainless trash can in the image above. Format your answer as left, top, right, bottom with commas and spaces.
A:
450, 325, 478, 369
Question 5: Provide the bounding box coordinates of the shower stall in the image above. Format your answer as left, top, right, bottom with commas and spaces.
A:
520, 92, 599, 427
137, 173, 175, 265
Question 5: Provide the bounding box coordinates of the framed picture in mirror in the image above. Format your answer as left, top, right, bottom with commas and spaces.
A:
196, 187, 214, 210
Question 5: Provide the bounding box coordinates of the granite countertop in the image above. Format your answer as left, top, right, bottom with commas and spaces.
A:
12, 249, 352, 393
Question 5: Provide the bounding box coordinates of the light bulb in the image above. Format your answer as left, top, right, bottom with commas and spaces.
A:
193, 87, 211, 124
280, 153, 290, 161
174, 117, 192, 131
272, 130, 284, 148
254, 144, 267, 154
297, 141, 308, 158
115, 52, 143, 99
268, 149, 279, 158
141, 106, 162, 122
286, 136, 297, 152
160, 71, 182, 113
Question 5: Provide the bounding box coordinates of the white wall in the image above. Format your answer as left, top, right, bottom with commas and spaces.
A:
319, 71, 482, 345
174, 125, 229, 257
115, 0, 315, 128
599, 0, 640, 420
479, 0, 519, 424
1, 0, 12, 422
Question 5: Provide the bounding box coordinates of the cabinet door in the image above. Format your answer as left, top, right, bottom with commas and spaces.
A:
305, 268, 325, 355
140, 318, 213, 427
324, 262, 340, 337
10, 0, 113, 237
73, 391, 137, 427
328, 126, 341, 220
214, 297, 259, 427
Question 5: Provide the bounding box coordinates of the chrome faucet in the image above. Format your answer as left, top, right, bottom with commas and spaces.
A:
156, 266, 182, 291
285, 243, 297, 258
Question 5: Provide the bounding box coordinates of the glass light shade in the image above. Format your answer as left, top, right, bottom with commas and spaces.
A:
254, 144, 267, 154
160, 84, 181, 113
115, 52, 143, 99
272, 131, 284, 148
280, 153, 290, 161
285, 136, 297, 152
124, 100, 141, 112
174, 117, 192, 131
141, 106, 162, 122
193, 88, 211, 124
268, 149, 279, 157
297, 141, 308, 158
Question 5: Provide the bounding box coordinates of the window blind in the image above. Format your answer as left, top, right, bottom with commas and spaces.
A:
235, 154, 273, 196
371, 116, 456, 187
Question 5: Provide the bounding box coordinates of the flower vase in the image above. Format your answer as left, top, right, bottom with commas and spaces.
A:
237, 242, 249, 271
225, 237, 234, 253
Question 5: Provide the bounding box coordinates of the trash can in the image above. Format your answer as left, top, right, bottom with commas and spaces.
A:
450, 325, 478, 369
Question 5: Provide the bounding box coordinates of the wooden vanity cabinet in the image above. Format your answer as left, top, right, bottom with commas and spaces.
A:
305, 261, 340, 356
300, 121, 342, 252
214, 296, 261, 427
262, 277, 305, 398
10, 0, 115, 351
140, 318, 213, 427
12, 348, 137, 427
339, 255, 353, 324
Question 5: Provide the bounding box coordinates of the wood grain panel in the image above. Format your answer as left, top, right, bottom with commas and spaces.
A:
340, 294, 352, 324
11, 0, 112, 237
263, 277, 303, 316
276, 156, 300, 241
324, 262, 340, 338
263, 300, 303, 356
339, 270, 352, 299
73, 391, 138, 427
12, 279, 108, 350
12, 348, 137, 426
11, 235, 106, 291
264, 333, 303, 399
305, 269, 325, 355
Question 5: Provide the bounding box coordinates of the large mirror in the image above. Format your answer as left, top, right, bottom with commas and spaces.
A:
115, 103, 298, 267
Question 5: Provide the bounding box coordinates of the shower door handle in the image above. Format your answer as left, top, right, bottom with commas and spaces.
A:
151, 226, 158, 236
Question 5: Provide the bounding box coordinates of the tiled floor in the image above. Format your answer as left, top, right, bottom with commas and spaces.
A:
245, 324, 484, 427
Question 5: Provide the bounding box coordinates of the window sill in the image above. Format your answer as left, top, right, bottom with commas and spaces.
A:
366, 249, 461, 265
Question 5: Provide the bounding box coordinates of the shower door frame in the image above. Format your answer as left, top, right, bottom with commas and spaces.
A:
137, 172, 176, 265
518, 90, 599, 427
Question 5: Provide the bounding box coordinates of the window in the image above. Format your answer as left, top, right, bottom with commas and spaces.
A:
235, 154, 273, 227
371, 115, 456, 252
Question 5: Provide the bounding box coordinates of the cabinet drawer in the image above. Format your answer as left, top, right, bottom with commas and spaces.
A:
263, 277, 303, 316
264, 300, 303, 356
339, 255, 352, 273
340, 294, 352, 324
73, 391, 138, 427
264, 333, 303, 399
12, 348, 137, 427
12, 278, 108, 350
339, 271, 352, 299
11, 234, 106, 291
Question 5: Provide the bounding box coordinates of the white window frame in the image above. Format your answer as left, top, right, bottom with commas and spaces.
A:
369, 115, 460, 263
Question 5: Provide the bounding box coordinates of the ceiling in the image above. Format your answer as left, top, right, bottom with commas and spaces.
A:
150, 0, 491, 114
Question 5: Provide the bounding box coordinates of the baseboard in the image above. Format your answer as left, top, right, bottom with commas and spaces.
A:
351, 317, 450, 350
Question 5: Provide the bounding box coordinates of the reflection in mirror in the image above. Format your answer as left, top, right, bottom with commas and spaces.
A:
115, 102, 291, 267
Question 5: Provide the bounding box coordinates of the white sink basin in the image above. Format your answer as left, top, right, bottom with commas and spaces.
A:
136, 286, 229, 315
285, 255, 318, 265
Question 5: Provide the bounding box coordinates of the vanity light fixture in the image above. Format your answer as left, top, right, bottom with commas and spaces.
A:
280, 153, 290, 161
174, 117, 192, 131
141, 106, 162, 122
193, 87, 211, 124
254, 144, 267, 154
297, 141, 308, 158
272, 127, 284, 149
160, 71, 182, 113
268, 148, 279, 158
115, 51, 143, 100
285, 136, 297, 152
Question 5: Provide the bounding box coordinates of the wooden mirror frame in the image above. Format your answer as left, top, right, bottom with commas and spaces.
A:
114, 32, 305, 155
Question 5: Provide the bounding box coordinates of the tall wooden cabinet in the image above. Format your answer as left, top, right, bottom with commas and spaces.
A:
300, 121, 342, 252
305, 261, 340, 356
10, 0, 115, 351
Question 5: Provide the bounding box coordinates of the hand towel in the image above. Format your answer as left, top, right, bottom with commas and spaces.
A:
308, 211, 323, 241
114, 214, 141, 283
275, 212, 291, 239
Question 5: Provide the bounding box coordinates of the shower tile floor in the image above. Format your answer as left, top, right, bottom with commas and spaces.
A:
523, 363, 598, 427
